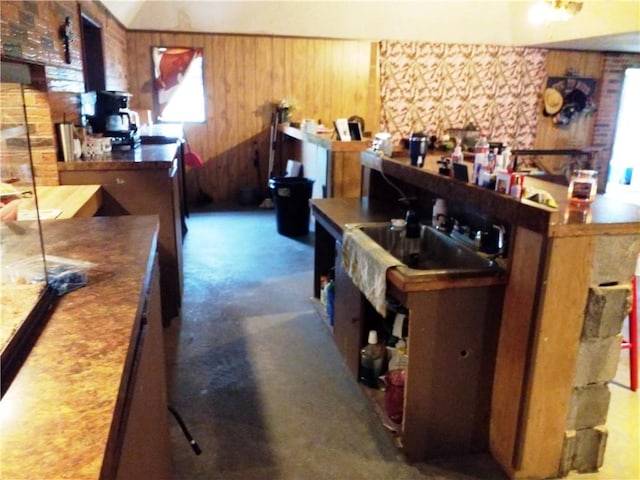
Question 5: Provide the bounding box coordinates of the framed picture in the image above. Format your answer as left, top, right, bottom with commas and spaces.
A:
334, 118, 351, 141
152, 46, 205, 122
495, 171, 513, 194
347, 121, 363, 141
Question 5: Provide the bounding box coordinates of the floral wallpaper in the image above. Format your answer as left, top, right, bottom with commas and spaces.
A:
380, 41, 548, 149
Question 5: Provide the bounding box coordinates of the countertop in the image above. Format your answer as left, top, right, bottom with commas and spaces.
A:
138, 123, 184, 144
0, 215, 159, 480
311, 197, 506, 292
363, 152, 640, 237
311, 197, 400, 240
30, 185, 102, 219
280, 125, 371, 152
57, 143, 179, 171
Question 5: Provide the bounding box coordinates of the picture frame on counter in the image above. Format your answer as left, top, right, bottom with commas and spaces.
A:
347, 121, 363, 141
334, 118, 351, 141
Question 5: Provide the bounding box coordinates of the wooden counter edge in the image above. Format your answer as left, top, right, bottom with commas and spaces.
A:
35, 185, 102, 219
281, 125, 370, 152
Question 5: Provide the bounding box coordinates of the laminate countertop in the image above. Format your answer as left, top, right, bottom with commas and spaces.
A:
57, 143, 179, 171
0, 215, 159, 480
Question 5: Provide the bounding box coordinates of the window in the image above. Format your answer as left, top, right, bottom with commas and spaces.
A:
152, 46, 205, 123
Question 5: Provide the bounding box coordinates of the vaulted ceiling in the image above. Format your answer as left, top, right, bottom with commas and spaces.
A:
101, 0, 640, 52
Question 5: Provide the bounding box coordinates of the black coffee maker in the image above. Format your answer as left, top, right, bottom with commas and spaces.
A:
83, 90, 140, 149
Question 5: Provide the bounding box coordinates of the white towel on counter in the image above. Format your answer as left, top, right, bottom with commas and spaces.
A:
342, 226, 402, 317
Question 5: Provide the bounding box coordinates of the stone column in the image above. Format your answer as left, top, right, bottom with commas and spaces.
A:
559, 235, 639, 475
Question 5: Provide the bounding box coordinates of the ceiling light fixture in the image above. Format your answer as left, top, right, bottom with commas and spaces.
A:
529, 0, 583, 25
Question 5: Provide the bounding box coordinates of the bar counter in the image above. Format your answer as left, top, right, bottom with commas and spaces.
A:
318, 151, 640, 477
362, 152, 640, 237
0, 216, 164, 479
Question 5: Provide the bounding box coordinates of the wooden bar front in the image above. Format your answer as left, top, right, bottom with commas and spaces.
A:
278, 125, 369, 198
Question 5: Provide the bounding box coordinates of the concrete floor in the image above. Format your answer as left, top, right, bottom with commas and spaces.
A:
164, 205, 639, 480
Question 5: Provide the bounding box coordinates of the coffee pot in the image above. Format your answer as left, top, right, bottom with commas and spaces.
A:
105, 112, 131, 133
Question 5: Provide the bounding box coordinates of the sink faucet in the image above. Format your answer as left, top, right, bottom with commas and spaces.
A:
492, 224, 506, 257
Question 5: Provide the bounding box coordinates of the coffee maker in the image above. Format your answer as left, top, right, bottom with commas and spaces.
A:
82, 90, 140, 149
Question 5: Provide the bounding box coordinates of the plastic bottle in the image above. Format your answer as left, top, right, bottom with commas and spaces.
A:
389, 219, 406, 261
473, 134, 489, 185
510, 174, 524, 199
325, 279, 335, 326
385, 339, 407, 424
388, 339, 408, 371
488, 147, 498, 172
359, 330, 386, 388
502, 145, 512, 172
320, 275, 328, 306
451, 144, 464, 164
432, 198, 447, 228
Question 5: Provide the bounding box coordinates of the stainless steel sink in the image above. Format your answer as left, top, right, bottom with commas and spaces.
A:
354, 222, 500, 275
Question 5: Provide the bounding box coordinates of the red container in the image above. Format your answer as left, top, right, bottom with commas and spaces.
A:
384, 369, 406, 424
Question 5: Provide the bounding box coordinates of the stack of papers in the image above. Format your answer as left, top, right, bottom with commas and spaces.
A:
17, 209, 62, 220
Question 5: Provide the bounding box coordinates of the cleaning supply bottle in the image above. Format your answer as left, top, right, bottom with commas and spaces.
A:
325, 278, 335, 326
385, 339, 407, 424
359, 330, 386, 388
388, 339, 408, 371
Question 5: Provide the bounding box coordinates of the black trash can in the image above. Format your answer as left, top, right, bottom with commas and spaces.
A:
269, 177, 315, 236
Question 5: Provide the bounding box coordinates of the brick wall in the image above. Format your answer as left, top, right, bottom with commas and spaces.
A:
0, 83, 58, 186
592, 53, 640, 190
1, 0, 128, 185
0, 0, 128, 123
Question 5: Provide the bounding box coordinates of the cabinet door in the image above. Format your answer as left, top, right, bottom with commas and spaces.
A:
59, 167, 182, 323
116, 257, 172, 480
333, 242, 364, 377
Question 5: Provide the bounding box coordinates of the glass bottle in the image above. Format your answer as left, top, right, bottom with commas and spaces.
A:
359, 330, 386, 388
567, 169, 598, 205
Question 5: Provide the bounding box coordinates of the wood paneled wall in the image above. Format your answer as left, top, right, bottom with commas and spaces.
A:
126, 32, 378, 203
533, 50, 604, 151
